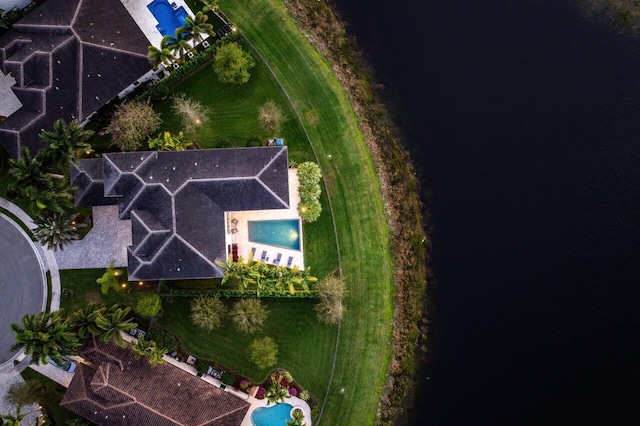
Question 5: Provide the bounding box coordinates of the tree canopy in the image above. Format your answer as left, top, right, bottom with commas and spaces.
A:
212, 43, 256, 85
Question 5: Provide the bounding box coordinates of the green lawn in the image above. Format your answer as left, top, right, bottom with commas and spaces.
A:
212, 1, 395, 424
157, 296, 336, 398
151, 40, 310, 158
12, 0, 395, 423
59, 268, 154, 319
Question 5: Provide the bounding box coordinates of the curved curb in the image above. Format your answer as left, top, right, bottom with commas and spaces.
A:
0, 198, 61, 313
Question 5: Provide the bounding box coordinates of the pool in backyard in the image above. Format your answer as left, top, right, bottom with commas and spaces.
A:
248, 219, 301, 251
147, 0, 188, 38
251, 403, 293, 426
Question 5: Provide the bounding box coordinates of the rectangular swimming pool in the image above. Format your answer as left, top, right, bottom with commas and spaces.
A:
248, 219, 301, 251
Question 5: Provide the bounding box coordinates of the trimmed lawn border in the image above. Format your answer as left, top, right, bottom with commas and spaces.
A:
215, 1, 395, 424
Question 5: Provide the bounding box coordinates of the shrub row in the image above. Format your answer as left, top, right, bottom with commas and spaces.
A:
161, 288, 318, 298
296, 161, 322, 222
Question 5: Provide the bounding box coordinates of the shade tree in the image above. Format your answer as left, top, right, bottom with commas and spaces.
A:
212, 43, 255, 85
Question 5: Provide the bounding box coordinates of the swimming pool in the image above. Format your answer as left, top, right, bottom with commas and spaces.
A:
248, 219, 301, 251
251, 403, 293, 426
147, 0, 189, 38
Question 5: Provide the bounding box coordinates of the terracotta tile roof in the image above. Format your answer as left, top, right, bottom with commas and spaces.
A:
61, 337, 250, 426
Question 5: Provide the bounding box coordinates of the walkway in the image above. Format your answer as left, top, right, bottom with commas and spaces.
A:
54, 205, 132, 269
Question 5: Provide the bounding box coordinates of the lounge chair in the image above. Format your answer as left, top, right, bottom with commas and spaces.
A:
231, 227, 238, 234
250, 247, 256, 259
231, 218, 238, 225
286, 256, 293, 268
261, 250, 267, 262
274, 253, 282, 265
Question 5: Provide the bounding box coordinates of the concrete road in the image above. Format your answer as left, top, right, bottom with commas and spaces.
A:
0, 214, 46, 365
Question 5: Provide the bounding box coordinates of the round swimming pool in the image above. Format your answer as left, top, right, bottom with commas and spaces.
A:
251, 403, 293, 426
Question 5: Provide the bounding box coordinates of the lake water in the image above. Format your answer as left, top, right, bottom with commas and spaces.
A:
336, 0, 640, 424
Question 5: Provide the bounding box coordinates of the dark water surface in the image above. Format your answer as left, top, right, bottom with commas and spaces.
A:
336, 0, 640, 424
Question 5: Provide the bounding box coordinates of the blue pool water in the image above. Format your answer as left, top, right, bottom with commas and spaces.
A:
147, 0, 188, 38
248, 220, 301, 251
251, 403, 293, 426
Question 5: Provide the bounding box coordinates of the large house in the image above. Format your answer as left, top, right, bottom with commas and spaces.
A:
0, 0, 154, 159
71, 146, 291, 281
61, 336, 251, 426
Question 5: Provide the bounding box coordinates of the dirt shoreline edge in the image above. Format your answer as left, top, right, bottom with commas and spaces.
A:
281, 1, 431, 424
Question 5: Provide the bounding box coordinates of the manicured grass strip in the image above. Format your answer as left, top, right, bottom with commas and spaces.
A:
216, 1, 395, 424
59, 269, 151, 314
152, 43, 309, 153
157, 296, 336, 398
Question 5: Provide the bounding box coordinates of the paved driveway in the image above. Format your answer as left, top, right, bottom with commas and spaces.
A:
54, 205, 131, 269
0, 214, 46, 365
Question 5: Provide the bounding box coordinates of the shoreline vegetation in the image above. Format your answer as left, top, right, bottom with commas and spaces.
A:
573, 0, 640, 35
280, 1, 429, 423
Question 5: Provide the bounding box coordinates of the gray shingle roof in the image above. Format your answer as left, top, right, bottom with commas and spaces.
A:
0, 0, 153, 159
73, 147, 290, 280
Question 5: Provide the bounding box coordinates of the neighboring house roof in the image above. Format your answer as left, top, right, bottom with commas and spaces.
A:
61, 336, 251, 426
0, 0, 153, 159
71, 147, 290, 281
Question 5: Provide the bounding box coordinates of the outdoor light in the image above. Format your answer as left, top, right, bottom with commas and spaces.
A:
114, 271, 121, 276
138, 281, 144, 285
121, 283, 127, 288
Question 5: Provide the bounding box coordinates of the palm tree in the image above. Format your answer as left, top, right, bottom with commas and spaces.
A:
146, 344, 167, 366
266, 374, 290, 405
132, 337, 166, 366
7, 147, 50, 197
199, 0, 219, 13
148, 36, 177, 69
22, 178, 75, 215
10, 310, 81, 366
39, 119, 93, 171
33, 212, 85, 251
69, 302, 105, 338
286, 408, 306, 426
0, 9, 12, 30
179, 11, 214, 45
94, 305, 136, 347
166, 29, 193, 63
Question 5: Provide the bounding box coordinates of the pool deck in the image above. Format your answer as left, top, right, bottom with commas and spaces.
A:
227, 169, 305, 270
120, 0, 195, 49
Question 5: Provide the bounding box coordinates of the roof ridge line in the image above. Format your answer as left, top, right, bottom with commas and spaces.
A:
80, 40, 150, 59
255, 176, 289, 209
118, 177, 161, 220
256, 146, 286, 177
173, 233, 217, 269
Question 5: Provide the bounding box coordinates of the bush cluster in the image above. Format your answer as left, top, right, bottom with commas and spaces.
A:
162, 288, 318, 298
137, 33, 239, 103
296, 161, 322, 222
146, 327, 179, 352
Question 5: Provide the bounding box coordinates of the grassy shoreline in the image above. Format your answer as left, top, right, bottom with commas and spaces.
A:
218, 0, 428, 424
217, 0, 396, 423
